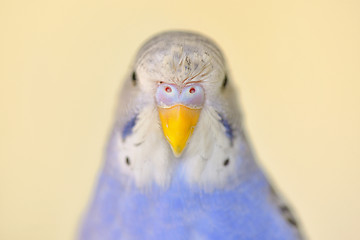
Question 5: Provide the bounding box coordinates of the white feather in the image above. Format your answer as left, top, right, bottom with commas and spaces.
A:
117, 103, 241, 191
116, 106, 172, 188
182, 106, 240, 191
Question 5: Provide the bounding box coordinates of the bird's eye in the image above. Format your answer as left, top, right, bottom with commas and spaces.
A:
222, 74, 228, 88
179, 84, 205, 107
155, 84, 179, 107
132, 71, 137, 86
165, 86, 172, 93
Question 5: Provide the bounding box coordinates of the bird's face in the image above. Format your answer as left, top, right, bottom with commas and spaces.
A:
133, 34, 227, 157
116, 32, 240, 188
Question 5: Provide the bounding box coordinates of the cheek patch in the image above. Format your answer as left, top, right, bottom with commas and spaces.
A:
155, 84, 180, 107
180, 84, 205, 108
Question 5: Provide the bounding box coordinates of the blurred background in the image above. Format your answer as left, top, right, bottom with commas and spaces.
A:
1, 0, 359, 239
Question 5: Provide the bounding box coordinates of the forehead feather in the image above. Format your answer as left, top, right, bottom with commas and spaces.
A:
135, 32, 225, 85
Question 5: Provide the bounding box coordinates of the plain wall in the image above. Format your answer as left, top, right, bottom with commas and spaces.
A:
1, 0, 359, 239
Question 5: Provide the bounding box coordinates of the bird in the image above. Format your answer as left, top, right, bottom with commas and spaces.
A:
79, 31, 304, 240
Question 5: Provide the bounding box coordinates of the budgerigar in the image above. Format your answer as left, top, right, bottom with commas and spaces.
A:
79, 31, 304, 240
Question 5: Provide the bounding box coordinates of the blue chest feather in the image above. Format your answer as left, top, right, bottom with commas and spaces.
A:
80, 166, 297, 240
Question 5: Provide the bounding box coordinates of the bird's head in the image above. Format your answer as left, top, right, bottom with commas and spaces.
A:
115, 31, 242, 188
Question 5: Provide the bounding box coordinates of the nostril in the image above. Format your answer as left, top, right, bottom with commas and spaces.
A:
189, 88, 195, 94
165, 86, 172, 93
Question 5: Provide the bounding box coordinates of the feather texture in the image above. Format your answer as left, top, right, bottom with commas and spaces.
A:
79, 31, 304, 240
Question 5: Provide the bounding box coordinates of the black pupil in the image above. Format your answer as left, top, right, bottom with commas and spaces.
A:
132, 71, 137, 85
222, 74, 228, 88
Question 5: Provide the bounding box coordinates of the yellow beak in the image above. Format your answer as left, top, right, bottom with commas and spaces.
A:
158, 105, 201, 157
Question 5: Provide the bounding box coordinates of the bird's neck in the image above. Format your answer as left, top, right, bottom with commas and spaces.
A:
104, 106, 259, 192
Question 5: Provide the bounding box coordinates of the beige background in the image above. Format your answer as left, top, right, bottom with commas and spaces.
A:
1, 0, 359, 239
